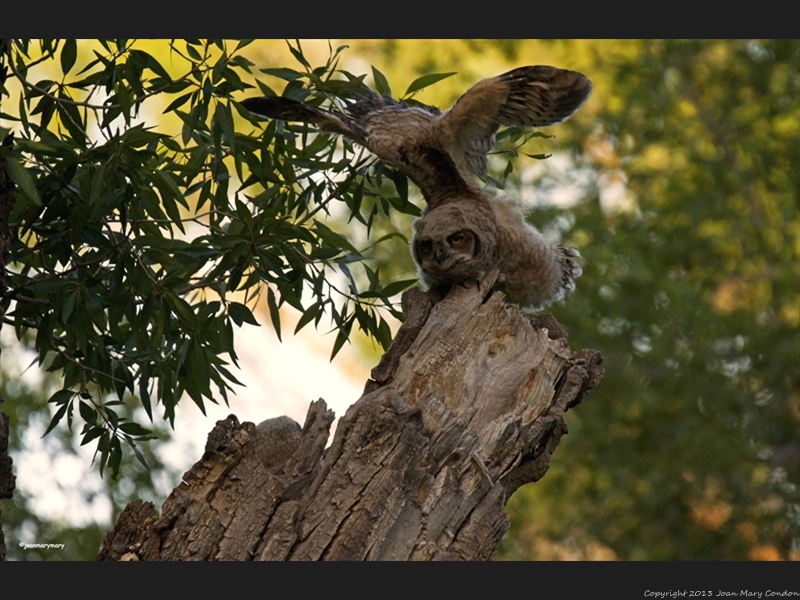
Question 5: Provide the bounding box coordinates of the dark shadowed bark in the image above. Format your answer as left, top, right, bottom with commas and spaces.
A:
1, 40, 19, 556
97, 281, 603, 561
0, 128, 18, 563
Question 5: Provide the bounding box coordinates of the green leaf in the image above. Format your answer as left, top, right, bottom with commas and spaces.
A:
132, 445, 149, 470
62, 288, 78, 323
108, 436, 122, 479
97, 432, 110, 477
294, 302, 321, 334
139, 50, 171, 80
139, 369, 153, 422
329, 316, 353, 360
163, 91, 193, 114
267, 287, 282, 341
220, 318, 238, 366
258, 67, 304, 81
313, 221, 358, 253
48, 389, 74, 406
372, 66, 391, 96
5, 156, 42, 205
119, 422, 152, 437
78, 400, 95, 424
60, 39, 78, 75
11, 139, 58, 154
381, 279, 418, 298
169, 295, 198, 329
80, 427, 105, 446
44, 401, 70, 436
376, 316, 393, 350
153, 169, 188, 208
288, 41, 311, 70
185, 43, 202, 62
214, 101, 236, 150
56, 99, 87, 146
404, 72, 457, 96
228, 301, 260, 327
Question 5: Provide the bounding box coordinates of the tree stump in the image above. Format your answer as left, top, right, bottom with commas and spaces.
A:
97, 282, 603, 561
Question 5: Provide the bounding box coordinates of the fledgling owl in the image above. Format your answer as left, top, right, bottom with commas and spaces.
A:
242, 65, 591, 310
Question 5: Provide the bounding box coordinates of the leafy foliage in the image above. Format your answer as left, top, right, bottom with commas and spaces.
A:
0, 39, 420, 477
0, 358, 176, 560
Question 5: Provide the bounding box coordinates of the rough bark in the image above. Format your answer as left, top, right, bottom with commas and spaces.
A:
0, 51, 18, 558
0, 390, 11, 561
97, 281, 603, 561
0, 158, 13, 560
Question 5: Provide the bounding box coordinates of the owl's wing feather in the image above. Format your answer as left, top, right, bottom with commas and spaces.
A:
493, 66, 593, 127
345, 89, 442, 121
342, 91, 474, 206
442, 66, 593, 177
240, 96, 367, 142
242, 93, 474, 208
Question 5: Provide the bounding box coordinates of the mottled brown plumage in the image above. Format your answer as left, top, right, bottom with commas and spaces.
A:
242, 65, 591, 309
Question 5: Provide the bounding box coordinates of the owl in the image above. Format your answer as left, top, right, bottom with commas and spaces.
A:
411, 195, 583, 310
242, 65, 591, 310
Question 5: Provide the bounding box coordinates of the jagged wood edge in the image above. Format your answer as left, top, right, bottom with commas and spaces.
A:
97, 283, 603, 561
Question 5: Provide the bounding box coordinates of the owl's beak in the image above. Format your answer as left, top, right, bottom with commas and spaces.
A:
434, 247, 448, 264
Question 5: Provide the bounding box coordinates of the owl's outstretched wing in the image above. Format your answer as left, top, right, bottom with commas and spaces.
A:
242, 92, 474, 207
441, 66, 593, 177
241, 66, 592, 207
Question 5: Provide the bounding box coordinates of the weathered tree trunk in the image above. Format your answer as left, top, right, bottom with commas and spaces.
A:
0, 80, 19, 560
0, 192, 13, 562
97, 280, 603, 561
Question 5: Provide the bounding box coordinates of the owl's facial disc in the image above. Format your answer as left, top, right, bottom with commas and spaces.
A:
416, 231, 471, 264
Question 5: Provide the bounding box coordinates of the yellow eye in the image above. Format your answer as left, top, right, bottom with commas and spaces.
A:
449, 233, 465, 247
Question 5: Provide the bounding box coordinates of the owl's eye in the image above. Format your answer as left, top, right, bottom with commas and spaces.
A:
448, 233, 466, 247
418, 240, 433, 255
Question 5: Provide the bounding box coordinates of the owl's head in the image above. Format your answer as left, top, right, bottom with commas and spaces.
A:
411, 202, 498, 287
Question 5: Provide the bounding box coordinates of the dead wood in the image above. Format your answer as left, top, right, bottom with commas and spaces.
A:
97, 282, 603, 561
